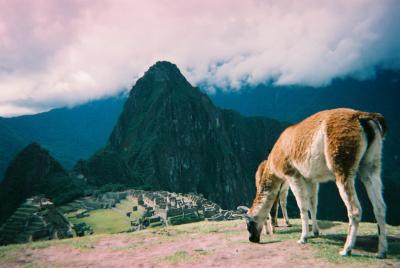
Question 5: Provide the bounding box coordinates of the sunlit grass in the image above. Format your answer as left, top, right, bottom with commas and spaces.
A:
161, 249, 210, 264
69, 209, 130, 234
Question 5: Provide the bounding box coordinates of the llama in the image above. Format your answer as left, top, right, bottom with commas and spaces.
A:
255, 160, 291, 235
246, 108, 388, 258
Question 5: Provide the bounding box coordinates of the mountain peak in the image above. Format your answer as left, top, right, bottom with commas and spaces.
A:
141, 61, 187, 84
149, 61, 179, 71
4, 142, 66, 181
22, 142, 44, 153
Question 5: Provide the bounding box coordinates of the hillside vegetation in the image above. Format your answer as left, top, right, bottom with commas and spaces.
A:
0, 219, 399, 267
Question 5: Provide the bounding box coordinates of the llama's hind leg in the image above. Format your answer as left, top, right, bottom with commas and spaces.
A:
307, 181, 320, 237
336, 176, 362, 256
359, 164, 388, 258
280, 182, 291, 227
289, 178, 309, 244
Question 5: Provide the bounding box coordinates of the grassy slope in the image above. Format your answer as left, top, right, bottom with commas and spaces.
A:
67, 199, 141, 234
69, 209, 130, 235
0, 219, 399, 267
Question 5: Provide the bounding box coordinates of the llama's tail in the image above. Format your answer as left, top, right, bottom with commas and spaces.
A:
358, 112, 388, 140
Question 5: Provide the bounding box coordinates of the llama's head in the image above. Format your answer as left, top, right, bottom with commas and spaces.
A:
245, 213, 262, 243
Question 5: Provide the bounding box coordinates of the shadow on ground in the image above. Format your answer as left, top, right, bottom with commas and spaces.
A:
317, 220, 341, 229
320, 233, 400, 258
275, 220, 340, 235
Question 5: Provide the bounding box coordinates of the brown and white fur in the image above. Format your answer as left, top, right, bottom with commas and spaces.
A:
255, 160, 291, 235
246, 108, 388, 258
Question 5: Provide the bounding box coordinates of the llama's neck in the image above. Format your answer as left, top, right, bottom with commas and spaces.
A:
248, 190, 269, 219
248, 173, 282, 222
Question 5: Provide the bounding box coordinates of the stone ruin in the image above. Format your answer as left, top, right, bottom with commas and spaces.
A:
127, 190, 246, 231
57, 189, 246, 236
0, 190, 247, 244
0, 196, 73, 245
59, 191, 129, 214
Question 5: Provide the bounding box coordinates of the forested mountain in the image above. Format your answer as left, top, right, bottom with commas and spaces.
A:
76, 61, 286, 208
0, 143, 86, 224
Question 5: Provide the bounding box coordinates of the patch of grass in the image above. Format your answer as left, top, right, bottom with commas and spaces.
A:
69, 239, 96, 251
194, 248, 210, 255
171, 220, 242, 235
162, 249, 211, 264
0, 244, 21, 258
163, 250, 193, 264
111, 243, 138, 251
115, 198, 140, 217
317, 220, 341, 230
69, 209, 130, 234
22, 263, 41, 268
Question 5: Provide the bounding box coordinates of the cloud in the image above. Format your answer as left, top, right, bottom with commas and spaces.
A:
0, 0, 399, 116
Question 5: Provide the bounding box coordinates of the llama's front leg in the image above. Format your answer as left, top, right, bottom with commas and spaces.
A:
289, 178, 309, 244
307, 181, 320, 237
266, 196, 279, 234
336, 177, 362, 256
264, 214, 274, 235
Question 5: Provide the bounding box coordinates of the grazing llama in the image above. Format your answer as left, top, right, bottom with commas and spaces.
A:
255, 160, 291, 235
246, 108, 388, 258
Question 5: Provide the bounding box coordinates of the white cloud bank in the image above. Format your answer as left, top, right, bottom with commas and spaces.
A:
0, 0, 399, 116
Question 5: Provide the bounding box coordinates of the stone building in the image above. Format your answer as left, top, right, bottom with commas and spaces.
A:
0, 196, 73, 245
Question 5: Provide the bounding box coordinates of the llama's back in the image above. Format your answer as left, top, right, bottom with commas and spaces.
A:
269, 108, 385, 181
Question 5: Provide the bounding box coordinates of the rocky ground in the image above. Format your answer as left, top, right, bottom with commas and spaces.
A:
0, 219, 399, 268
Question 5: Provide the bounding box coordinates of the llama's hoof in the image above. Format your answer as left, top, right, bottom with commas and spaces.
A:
376, 252, 387, 259
313, 230, 320, 237
339, 250, 351, 257
297, 238, 307, 244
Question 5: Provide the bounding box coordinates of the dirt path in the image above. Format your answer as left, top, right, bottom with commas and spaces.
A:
1, 220, 399, 268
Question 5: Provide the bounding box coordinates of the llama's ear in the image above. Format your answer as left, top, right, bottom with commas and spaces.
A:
244, 213, 253, 223
237, 205, 249, 214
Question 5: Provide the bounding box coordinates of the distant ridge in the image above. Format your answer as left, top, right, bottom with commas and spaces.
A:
0, 95, 126, 179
